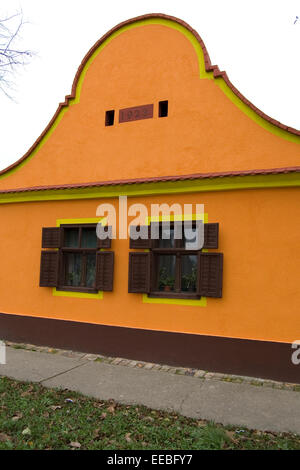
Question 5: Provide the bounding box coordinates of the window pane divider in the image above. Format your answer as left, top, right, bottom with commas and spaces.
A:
152, 249, 199, 254
61, 248, 98, 252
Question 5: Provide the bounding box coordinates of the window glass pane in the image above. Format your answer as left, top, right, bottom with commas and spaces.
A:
181, 255, 197, 292
183, 223, 198, 249
64, 253, 82, 286
157, 255, 176, 291
64, 228, 79, 248
183, 222, 204, 250
158, 225, 175, 248
81, 227, 97, 248
86, 253, 96, 288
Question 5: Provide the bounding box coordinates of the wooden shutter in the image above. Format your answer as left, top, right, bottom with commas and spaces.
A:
198, 252, 223, 298
97, 226, 112, 249
129, 225, 152, 249
39, 251, 59, 287
96, 251, 114, 291
128, 252, 151, 293
203, 223, 219, 249
42, 227, 61, 248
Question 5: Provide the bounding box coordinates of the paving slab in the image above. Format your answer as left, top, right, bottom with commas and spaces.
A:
181, 379, 300, 434
0, 347, 88, 382
1, 347, 300, 434
43, 360, 205, 413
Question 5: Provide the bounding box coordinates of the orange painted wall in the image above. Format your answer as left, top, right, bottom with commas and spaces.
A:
0, 22, 299, 190
0, 188, 299, 344
0, 17, 299, 347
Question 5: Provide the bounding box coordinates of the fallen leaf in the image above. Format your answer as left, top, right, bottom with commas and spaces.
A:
21, 385, 34, 397
22, 427, 31, 436
0, 433, 10, 442
93, 402, 105, 409
70, 441, 81, 448
197, 420, 206, 427
107, 405, 115, 414
225, 430, 239, 444
125, 433, 132, 442
101, 412, 107, 419
50, 405, 62, 411
12, 412, 23, 421
144, 416, 154, 422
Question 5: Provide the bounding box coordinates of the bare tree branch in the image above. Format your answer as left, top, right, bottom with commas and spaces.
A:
0, 9, 33, 99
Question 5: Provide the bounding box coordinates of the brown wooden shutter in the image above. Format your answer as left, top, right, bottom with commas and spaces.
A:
128, 252, 151, 293
129, 225, 152, 249
97, 226, 112, 249
198, 252, 223, 298
203, 223, 219, 249
96, 251, 114, 291
39, 251, 59, 287
42, 227, 61, 248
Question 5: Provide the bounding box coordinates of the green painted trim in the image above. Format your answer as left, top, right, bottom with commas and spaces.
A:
52, 288, 103, 300
214, 77, 300, 143
56, 217, 104, 227
0, 172, 299, 204
0, 106, 69, 182
145, 212, 208, 224
143, 293, 207, 307
1, 17, 299, 183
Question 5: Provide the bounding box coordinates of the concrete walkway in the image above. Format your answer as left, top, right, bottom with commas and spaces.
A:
1, 346, 300, 434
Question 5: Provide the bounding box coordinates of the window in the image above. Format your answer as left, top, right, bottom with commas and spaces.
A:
151, 222, 200, 299
60, 225, 98, 292
105, 110, 115, 126
128, 222, 223, 298
158, 100, 168, 117
39, 224, 114, 292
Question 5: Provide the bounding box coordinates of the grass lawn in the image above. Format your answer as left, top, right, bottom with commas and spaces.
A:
0, 376, 299, 450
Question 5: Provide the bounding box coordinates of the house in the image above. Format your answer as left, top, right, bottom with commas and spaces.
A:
0, 13, 299, 383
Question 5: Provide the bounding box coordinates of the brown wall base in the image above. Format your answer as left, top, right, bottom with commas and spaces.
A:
0, 312, 299, 383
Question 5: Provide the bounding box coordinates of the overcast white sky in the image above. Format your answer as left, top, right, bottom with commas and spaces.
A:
0, 0, 299, 171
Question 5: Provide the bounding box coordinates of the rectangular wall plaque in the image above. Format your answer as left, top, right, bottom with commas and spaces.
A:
119, 104, 153, 123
